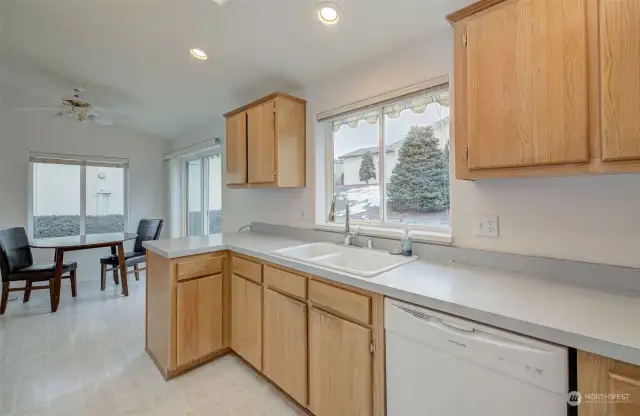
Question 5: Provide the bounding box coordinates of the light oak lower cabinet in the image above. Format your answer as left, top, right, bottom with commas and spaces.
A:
578, 351, 640, 416
146, 251, 229, 380
231, 274, 263, 370
309, 307, 373, 416
148, 251, 384, 415
263, 288, 308, 405
176, 274, 224, 367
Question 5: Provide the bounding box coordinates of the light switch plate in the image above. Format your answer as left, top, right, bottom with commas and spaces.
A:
474, 214, 499, 238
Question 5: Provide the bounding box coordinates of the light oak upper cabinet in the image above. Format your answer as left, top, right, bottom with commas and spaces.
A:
309, 308, 372, 416
464, 0, 589, 171
176, 274, 224, 367
230, 274, 263, 370
224, 92, 306, 188
247, 101, 277, 184
578, 351, 640, 416
600, 0, 640, 162
263, 289, 307, 405
225, 112, 247, 185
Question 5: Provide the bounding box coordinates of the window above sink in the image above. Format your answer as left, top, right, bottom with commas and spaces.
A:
316, 77, 452, 245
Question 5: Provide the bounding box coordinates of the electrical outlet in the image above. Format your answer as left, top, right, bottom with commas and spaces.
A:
474, 214, 499, 238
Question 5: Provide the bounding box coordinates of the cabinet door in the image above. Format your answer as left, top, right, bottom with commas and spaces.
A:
309, 308, 372, 416
263, 289, 307, 405
247, 100, 276, 184
466, 0, 588, 169
600, 0, 640, 161
176, 274, 224, 367
578, 351, 640, 415
230, 274, 262, 370
226, 112, 247, 185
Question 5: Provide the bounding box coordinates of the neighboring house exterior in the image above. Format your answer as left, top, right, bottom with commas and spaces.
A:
334, 159, 344, 185
33, 163, 124, 217
337, 117, 449, 186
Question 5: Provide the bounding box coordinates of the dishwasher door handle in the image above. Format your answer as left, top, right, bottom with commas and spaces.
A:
394, 304, 477, 335
394, 304, 547, 352
439, 319, 476, 333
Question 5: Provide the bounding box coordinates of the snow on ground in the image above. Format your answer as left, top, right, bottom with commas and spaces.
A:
333, 185, 450, 226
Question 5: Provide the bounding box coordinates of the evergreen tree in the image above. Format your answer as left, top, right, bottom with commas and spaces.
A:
387, 125, 450, 212
359, 151, 377, 184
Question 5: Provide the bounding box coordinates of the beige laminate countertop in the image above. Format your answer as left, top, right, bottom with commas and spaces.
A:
144, 232, 640, 366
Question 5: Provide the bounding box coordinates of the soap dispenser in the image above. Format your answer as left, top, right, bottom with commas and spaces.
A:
401, 223, 413, 256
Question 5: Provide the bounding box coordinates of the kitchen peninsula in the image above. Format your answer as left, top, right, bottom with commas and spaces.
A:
144, 232, 640, 416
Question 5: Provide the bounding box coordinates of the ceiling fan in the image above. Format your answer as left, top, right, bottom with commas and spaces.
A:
211, 0, 256, 5
11, 86, 132, 126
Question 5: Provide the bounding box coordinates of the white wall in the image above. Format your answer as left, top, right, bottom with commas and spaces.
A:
0, 108, 166, 282
180, 29, 640, 269
204, 34, 456, 237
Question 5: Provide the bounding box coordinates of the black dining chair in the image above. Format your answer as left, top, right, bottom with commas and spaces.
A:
0, 227, 77, 315
99, 219, 163, 291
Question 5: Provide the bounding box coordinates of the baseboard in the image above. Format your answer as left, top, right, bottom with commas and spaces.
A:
231, 352, 314, 416
165, 347, 231, 380
145, 348, 168, 381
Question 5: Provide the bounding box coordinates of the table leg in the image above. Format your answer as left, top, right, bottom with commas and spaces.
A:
117, 243, 129, 296
52, 248, 64, 312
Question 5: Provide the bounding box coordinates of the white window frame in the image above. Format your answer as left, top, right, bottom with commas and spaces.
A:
319, 79, 452, 241
183, 149, 222, 236
28, 152, 130, 238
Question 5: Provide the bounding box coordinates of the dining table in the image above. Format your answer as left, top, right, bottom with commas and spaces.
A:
30, 232, 137, 312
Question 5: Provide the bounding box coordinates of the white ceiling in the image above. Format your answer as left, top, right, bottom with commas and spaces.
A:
0, 0, 472, 139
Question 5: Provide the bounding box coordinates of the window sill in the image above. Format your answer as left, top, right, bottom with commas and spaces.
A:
314, 223, 452, 245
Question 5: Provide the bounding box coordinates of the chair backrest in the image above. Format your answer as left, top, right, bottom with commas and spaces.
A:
0, 227, 34, 280
133, 219, 164, 253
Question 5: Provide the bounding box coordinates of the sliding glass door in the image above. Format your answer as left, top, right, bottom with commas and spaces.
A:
206, 155, 222, 234
185, 153, 222, 236
186, 159, 202, 236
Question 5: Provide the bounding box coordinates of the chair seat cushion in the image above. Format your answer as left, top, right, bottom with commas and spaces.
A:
100, 251, 145, 266
8, 261, 77, 281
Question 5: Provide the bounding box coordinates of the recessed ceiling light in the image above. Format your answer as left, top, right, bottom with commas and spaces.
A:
189, 48, 208, 60
317, 3, 341, 25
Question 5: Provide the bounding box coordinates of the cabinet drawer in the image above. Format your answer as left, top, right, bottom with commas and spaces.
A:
309, 280, 371, 324
264, 266, 306, 299
232, 256, 262, 283
176, 255, 223, 281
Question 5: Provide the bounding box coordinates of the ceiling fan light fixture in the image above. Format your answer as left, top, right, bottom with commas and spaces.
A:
317, 3, 341, 25
189, 48, 208, 60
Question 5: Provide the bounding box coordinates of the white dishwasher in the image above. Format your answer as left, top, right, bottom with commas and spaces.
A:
385, 298, 569, 416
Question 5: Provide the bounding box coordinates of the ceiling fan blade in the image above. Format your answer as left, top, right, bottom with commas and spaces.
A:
95, 118, 114, 126
212, 0, 258, 4
91, 106, 132, 115
88, 114, 114, 126
11, 106, 60, 111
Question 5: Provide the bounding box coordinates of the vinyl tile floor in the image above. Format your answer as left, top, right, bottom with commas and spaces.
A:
0, 274, 305, 416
